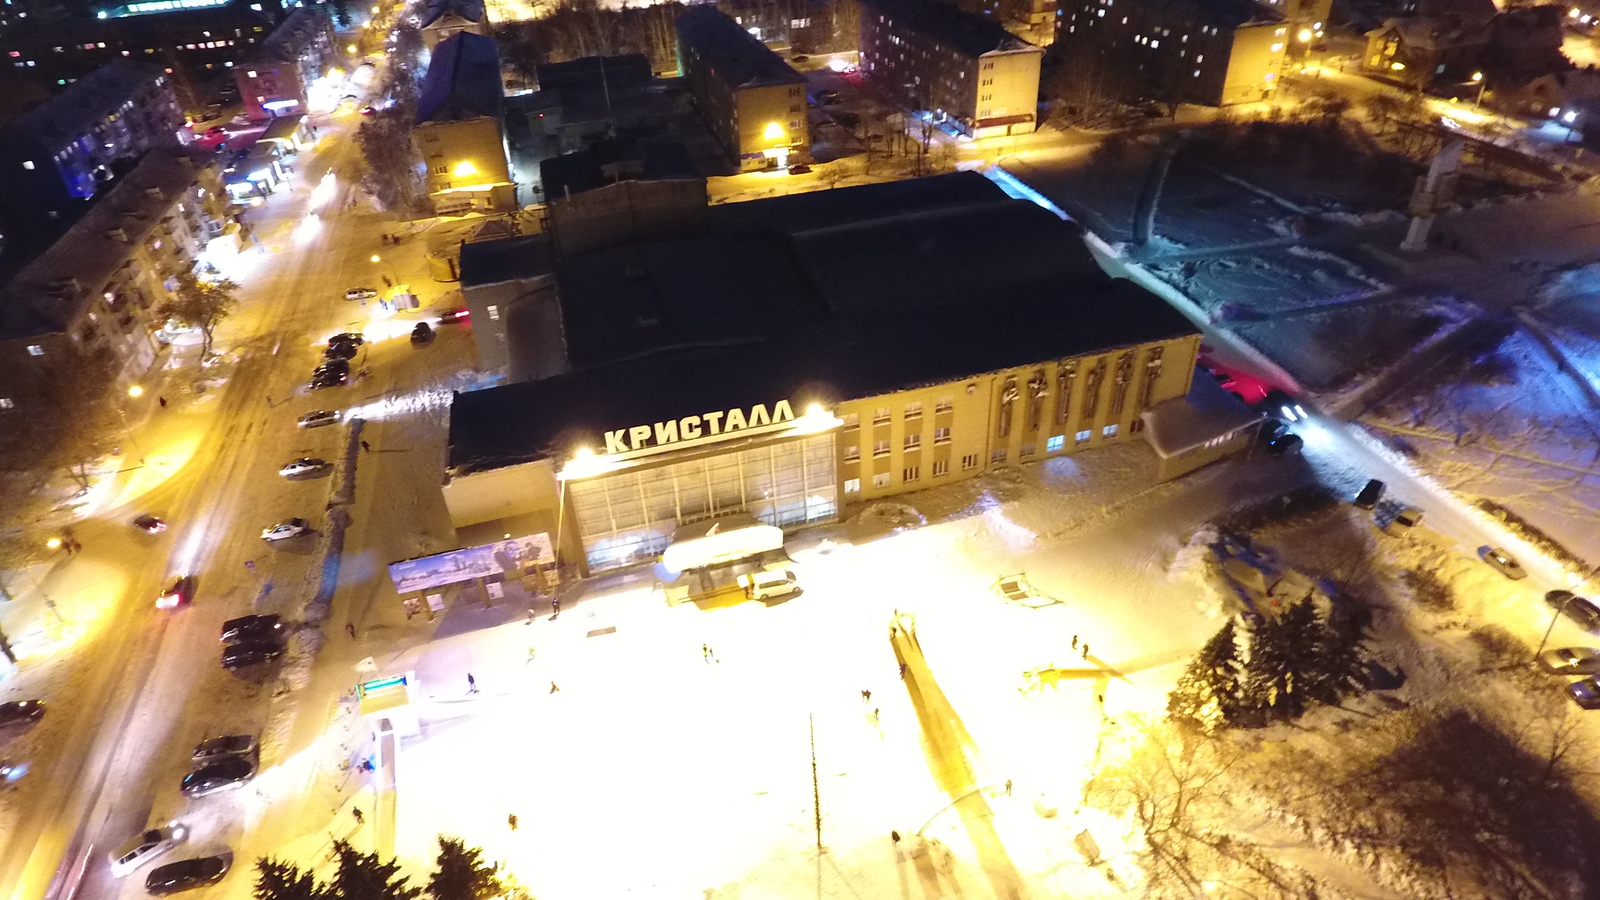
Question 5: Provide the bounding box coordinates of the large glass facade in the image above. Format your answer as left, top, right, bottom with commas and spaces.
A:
570, 433, 838, 573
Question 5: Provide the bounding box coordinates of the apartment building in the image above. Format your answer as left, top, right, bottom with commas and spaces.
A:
859, 0, 1043, 137
234, 6, 335, 121
676, 5, 809, 171
1056, 0, 1287, 106
0, 149, 229, 401
414, 31, 515, 215
420, 0, 489, 51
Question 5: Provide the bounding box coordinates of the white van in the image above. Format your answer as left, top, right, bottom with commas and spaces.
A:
739, 569, 801, 601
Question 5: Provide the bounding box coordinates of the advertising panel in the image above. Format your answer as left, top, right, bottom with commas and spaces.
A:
388, 533, 554, 594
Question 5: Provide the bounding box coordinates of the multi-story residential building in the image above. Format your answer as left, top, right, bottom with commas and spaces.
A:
1362, 15, 1488, 88
1056, 0, 1287, 107
437, 172, 1248, 579
414, 31, 515, 215
713, 0, 862, 56
1, 0, 282, 109
0, 59, 185, 259
676, 5, 809, 171
0, 149, 229, 402
859, 0, 1043, 136
234, 6, 335, 121
419, 0, 489, 51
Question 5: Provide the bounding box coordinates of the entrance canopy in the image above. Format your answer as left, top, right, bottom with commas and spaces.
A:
661, 514, 783, 573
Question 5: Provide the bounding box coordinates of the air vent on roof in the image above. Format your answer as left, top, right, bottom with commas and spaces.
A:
106, 227, 129, 242
145, 186, 164, 200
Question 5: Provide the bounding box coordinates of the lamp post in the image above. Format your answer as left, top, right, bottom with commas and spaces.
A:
1471, 71, 1486, 111
370, 254, 399, 290
117, 383, 147, 466
1534, 592, 1571, 661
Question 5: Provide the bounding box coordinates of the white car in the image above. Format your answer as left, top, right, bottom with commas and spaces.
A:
297, 409, 341, 429
344, 287, 378, 301
108, 824, 187, 878
261, 518, 310, 542
279, 458, 330, 478
737, 569, 801, 601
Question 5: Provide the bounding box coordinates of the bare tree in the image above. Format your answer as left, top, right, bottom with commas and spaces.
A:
156, 273, 239, 360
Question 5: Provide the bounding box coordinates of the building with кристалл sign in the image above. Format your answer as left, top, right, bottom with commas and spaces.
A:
441, 171, 1235, 578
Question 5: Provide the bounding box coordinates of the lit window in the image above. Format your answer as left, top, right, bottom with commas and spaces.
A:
904, 401, 922, 418
487, 305, 500, 320
26, 344, 43, 356
904, 433, 921, 450
844, 444, 860, 462
932, 459, 948, 477
1103, 424, 1119, 437
872, 472, 891, 488
1047, 435, 1065, 452
902, 466, 920, 482
21, 160, 33, 170
1270, 42, 1283, 51
844, 477, 861, 494
873, 440, 890, 457
0, 398, 12, 409
1075, 429, 1091, 443
962, 453, 979, 469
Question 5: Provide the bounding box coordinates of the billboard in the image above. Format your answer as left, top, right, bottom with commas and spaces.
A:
387, 533, 554, 595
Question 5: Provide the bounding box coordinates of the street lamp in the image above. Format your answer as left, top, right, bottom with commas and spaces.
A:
1471, 71, 1486, 111
371, 254, 399, 289
1535, 591, 1573, 661
45, 537, 61, 551
127, 384, 144, 398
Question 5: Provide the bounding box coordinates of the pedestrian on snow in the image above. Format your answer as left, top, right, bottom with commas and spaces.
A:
1071, 635, 1078, 650
158, 396, 167, 408
899, 663, 908, 679
551, 597, 561, 617
1082, 643, 1090, 659
351, 808, 365, 825
890, 830, 901, 844
467, 673, 478, 694
871, 708, 879, 723
861, 689, 871, 703
345, 623, 357, 639
549, 681, 560, 694
508, 814, 519, 831
702, 644, 710, 662
1005, 779, 1012, 796
361, 440, 371, 453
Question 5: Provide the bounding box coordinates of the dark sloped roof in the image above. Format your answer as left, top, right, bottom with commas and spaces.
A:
5, 59, 165, 150
255, 7, 330, 63
421, 0, 484, 27
539, 138, 699, 199
416, 31, 503, 124
859, 0, 1037, 57
460, 234, 554, 288
447, 172, 1198, 472
676, 6, 805, 88
535, 54, 653, 93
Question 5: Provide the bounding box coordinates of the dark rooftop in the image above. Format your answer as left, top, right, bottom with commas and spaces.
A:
5, 59, 166, 150
416, 31, 503, 124
859, 0, 1038, 57
539, 138, 699, 199
447, 172, 1199, 473
459, 234, 554, 288
675, 6, 805, 88
535, 54, 654, 94
255, 7, 330, 63
420, 0, 484, 28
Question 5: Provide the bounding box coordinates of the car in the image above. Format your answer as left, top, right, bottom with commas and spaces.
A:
360, 105, 377, 116
327, 332, 366, 347
1539, 647, 1600, 675
179, 756, 256, 797
1265, 389, 1309, 423
1353, 479, 1385, 510
1385, 506, 1424, 535
191, 734, 258, 764
144, 855, 230, 895
790, 53, 809, 62
1198, 352, 1274, 405
203, 125, 226, 137
1546, 590, 1600, 632
1266, 432, 1302, 456
297, 410, 341, 429
279, 458, 330, 478
315, 358, 351, 376
737, 568, 800, 601
133, 514, 168, 534
1568, 676, 1600, 710
410, 322, 434, 344
0, 700, 46, 727
220, 614, 283, 643
437, 307, 470, 325
221, 640, 284, 670
309, 371, 348, 389
261, 518, 310, 542
344, 287, 379, 301
1480, 546, 1528, 580
108, 825, 187, 878
324, 342, 358, 361
789, 163, 813, 174
815, 89, 840, 104
157, 575, 196, 610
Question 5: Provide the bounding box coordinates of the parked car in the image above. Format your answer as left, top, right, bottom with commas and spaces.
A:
1265, 389, 1309, 423
203, 125, 226, 137
1479, 546, 1528, 580
437, 308, 470, 325
1568, 676, 1600, 710
108, 825, 187, 878
314, 359, 351, 377
1385, 506, 1424, 535
179, 757, 256, 797
133, 514, 168, 534
309, 371, 348, 389
1539, 647, 1600, 675
789, 163, 813, 174
815, 89, 840, 104
157, 575, 196, 610
297, 410, 341, 429
221, 640, 285, 670
1546, 590, 1600, 632
279, 458, 330, 478
1266, 432, 1302, 456
220, 614, 283, 643
144, 855, 230, 895
737, 569, 801, 601
323, 342, 358, 361
1353, 479, 1386, 510
261, 518, 310, 542
191, 734, 258, 764
0, 700, 46, 727
410, 322, 434, 344
1198, 351, 1273, 405
327, 332, 366, 347
344, 287, 378, 301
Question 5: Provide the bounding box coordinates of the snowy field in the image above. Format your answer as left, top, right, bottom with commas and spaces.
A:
379, 446, 1315, 899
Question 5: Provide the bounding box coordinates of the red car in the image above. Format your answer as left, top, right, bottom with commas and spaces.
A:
203, 126, 227, 137
1198, 351, 1274, 405
157, 575, 195, 610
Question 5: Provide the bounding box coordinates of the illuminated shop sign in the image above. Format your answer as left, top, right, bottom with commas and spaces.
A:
604, 399, 797, 454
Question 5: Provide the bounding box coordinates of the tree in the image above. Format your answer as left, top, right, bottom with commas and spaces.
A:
330, 841, 421, 900
254, 859, 324, 900
356, 110, 424, 214
0, 348, 121, 492
1167, 619, 1244, 731
1241, 597, 1325, 724
156, 273, 239, 360
426, 838, 502, 900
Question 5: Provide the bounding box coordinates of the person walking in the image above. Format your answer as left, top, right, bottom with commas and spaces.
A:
361, 440, 371, 453
1071, 635, 1078, 650
1082, 643, 1090, 659
702, 644, 710, 662
345, 623, 357, 640
351, 808, 365, 825
861, 689, 871, 703
1005, 779, 1013, 797
549, 681, 560, 694
508, 814, 519, 831
551, 597, 561, 617
158, 396, 167, 408
899, 663, 908, 679
466, 673, 478, 694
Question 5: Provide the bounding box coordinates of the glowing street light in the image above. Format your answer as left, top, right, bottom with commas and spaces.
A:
763, 122, 786, 142
1297, 28, 1313, 42
127, 384, 144, 398
1471, 70, 1486, 111
452, 160, 478, 177
45, 537, 62, 550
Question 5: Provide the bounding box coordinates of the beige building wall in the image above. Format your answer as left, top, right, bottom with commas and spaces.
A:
1220, 22, 1287, 105
441, 458, 588, 565
415, 117, 516, 213
974, 48, 1043, 136
733, 82, 810, 170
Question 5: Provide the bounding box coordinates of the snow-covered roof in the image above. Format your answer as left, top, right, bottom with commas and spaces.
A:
1140, 368, 1263, 458
1366, 16, 1489, 50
